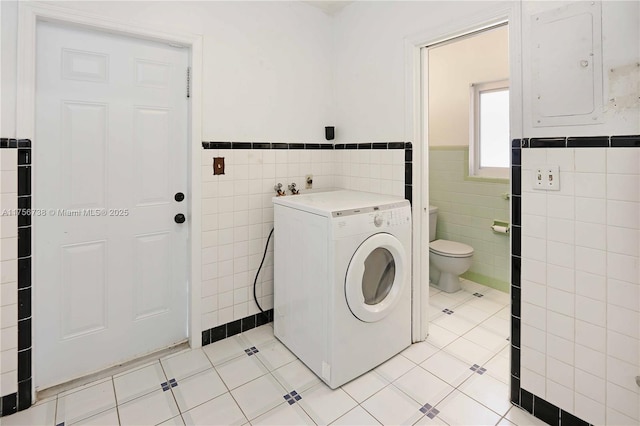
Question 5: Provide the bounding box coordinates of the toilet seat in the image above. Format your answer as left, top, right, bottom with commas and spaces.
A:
429, 239, 474, 258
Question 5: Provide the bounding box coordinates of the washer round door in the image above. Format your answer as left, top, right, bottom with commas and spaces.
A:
345, 232, 408, 322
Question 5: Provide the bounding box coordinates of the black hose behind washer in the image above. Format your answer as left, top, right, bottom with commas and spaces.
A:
253, 228, 275, 322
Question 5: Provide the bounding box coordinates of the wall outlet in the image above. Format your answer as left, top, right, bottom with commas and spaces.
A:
305, 174, 313, 189
532, 165, 560, 191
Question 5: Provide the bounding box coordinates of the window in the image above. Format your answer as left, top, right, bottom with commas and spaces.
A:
470, 80, 510, 179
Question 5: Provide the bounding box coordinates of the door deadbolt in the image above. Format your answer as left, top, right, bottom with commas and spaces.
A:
174, 213, 186, 224
175, 192, 185, 202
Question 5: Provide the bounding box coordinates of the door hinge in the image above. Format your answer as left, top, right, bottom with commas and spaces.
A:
186, 67, 191, 99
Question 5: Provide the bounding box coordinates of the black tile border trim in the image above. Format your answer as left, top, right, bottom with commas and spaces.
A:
0, 139, 32, 417
202, 141, 413, 150
201, 309, 274, 346
202, 141, 413, 205
522, 135, 640, 149
511, 137, 614, 426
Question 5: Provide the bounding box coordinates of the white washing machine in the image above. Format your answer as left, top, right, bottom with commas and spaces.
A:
272, 190, 412, 389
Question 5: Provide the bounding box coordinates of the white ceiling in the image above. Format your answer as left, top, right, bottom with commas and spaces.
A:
302, 1, 353, 15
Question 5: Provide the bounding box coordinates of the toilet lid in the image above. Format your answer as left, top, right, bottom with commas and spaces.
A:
429, 239, 474, 257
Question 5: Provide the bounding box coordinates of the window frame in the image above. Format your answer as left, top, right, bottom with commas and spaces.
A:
469, 79, 510, 179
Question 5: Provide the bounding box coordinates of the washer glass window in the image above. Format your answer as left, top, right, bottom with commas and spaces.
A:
362, 248, 396, 305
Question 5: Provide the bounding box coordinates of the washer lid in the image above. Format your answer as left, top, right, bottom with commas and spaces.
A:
429, 239, 474, 257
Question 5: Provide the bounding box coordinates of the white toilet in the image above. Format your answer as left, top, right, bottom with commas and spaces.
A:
429, 205, 474, 293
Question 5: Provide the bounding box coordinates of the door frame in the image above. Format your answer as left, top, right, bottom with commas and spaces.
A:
17, 2, 203, 394
403, 2, 522, 342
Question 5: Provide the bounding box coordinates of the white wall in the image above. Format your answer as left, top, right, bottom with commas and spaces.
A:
428, 25, 509, 147
1, 0, 334, 142
332, 1, 512, 143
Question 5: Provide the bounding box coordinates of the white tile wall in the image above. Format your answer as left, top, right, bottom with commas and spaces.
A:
200, 147, 405, 331
520, 147, 640, 424
0, 148, 18, 396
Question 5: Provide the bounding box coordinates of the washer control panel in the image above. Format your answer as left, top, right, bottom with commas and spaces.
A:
332, 202, 411, 237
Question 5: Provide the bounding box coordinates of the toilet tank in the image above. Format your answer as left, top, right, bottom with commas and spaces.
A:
429, 205, 438, 242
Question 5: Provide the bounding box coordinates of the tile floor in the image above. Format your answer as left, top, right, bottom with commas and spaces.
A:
2, 279, 547, 426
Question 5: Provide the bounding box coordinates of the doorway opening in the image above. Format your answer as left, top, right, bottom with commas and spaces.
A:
423, 23, 511, 296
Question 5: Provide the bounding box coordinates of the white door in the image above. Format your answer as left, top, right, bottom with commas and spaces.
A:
345, 233, 408, 323
34, 21, 189, 388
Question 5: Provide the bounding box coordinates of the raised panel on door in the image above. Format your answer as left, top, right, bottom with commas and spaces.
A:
61, 102, 108, 209
135, 59, 171, 89
61, 49, 109, 83
134, 232, 172, 321
61, 241, 107, 339
133, 107, 171, 206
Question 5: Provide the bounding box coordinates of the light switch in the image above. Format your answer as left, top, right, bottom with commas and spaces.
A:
532, 165, 560, 191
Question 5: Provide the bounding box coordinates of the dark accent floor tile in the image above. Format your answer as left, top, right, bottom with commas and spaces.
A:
512, 139, 521, 148
288, 143, 304, 150
404, 142, 412, 149
372, 142, 387, 149
201, 330, 211, 346
388, 142, 404, 149
358, 143, 372, 149
405, 149, 412, 161
320, 144, 332, 150
201, 142, 210, 149
334, 144, 345, 150
304, 143, 320, 150
345, 143, 357, 149
17, 140, 31, 148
